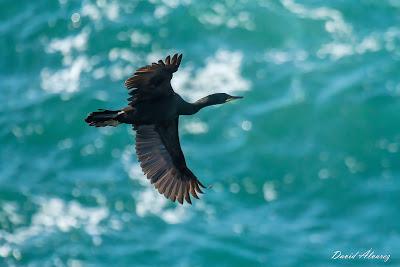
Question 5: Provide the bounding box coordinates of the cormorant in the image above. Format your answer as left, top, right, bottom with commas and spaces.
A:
85, 54, 243, 204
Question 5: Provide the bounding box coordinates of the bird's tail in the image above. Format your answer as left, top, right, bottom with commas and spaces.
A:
85, 109, 121, 127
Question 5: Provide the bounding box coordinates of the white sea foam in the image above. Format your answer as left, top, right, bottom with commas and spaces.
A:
281, 0, 352, 38
121, 147, 148, 186
384, 27, 400, 52
281, 0, 398, 61
183, 119, 209, 134
106, 48, 138, 81
150, 0, 192, 20
81, 1, 120, 23
105, 2, 119, 21
198, 3, 255, 30
154, 5, 169, 19
46, 29, 89, 65
81, 2, 101, 21
135, 188, 188, 224
130, 31, 151, 46
172, 49, 251, 102
0, 199, 108, 247
263, 182, 277, 202
32, 198, 108, 235
41, 28, 92, 93
241, 120, 252, 131
108, 48, 140, 63
317, 34, 384, 60
2, 202, 23, 226
264, 49, 308, 65
41, 55, 91, 93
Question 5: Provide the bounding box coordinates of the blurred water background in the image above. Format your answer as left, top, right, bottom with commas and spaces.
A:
1, 0, 400, 266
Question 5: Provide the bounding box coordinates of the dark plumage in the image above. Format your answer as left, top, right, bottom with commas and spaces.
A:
85, 54, 243, 204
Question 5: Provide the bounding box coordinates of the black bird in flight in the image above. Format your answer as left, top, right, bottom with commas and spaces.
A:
85, 54, 243, 204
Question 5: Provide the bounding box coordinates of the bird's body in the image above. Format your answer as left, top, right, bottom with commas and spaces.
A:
119, 95, 178, 124
85, 54, 242, 204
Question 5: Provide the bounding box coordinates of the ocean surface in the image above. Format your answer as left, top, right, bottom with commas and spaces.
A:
1, 0, 400, 266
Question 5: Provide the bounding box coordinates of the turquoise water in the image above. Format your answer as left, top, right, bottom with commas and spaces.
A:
1, 0, 400, 266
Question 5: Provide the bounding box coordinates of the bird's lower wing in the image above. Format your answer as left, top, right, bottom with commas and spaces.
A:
133, 119, 205, 204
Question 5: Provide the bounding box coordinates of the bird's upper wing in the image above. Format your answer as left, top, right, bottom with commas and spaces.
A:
134, 118, 205, 204
125, 54, 183, 106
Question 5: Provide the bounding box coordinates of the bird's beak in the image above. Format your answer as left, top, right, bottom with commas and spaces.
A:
226, 96, 244, 102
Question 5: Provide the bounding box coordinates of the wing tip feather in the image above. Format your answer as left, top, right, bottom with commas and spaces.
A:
134, 124, 205, 206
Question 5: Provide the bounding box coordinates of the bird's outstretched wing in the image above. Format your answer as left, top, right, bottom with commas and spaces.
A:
134, 118, 205, 204
125, 54, 183, 106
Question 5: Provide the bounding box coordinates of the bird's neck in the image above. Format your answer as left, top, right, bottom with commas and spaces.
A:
178, 95, 218, 115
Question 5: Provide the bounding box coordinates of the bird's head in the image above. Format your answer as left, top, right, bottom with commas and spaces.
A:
202, 93, 243, 105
